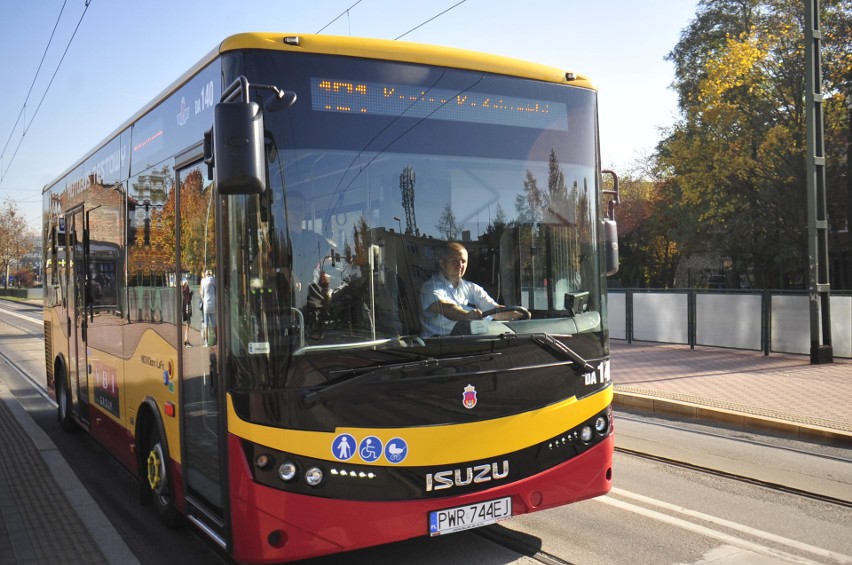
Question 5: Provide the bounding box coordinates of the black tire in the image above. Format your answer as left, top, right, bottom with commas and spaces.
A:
145, 424, 180, 527
56, 370, 76, 432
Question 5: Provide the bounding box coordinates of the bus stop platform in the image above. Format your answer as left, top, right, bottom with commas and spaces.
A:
0, 377, 137, 564
611, 340, 852, 445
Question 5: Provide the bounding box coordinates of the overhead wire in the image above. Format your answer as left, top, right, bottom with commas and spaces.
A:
316, 0, 468, 40
316, 0, 363, 34
3, 0, 467, 185
395, 0, 468, 40
1, 0, 92, 186
0, 0, 69, 169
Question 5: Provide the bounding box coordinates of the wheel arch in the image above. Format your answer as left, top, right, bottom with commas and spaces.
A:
135, 397, 170, 476
135, 397, 172, 504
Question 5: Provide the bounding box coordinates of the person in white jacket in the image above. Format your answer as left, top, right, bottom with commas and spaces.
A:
200, 269, 216, 346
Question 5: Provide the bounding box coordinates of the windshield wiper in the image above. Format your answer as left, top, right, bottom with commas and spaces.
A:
302, 351, 501, 407
523, 333, 596, 372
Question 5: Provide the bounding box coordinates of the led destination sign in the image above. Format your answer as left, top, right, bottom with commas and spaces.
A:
311, 77, 569, 131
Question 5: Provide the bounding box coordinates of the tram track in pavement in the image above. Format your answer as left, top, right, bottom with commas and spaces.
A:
614, 413, 852, 510
0, 302, 44, 339
474, 524, 576, 565
616, 447, 852, 509
0, 342, 55, 405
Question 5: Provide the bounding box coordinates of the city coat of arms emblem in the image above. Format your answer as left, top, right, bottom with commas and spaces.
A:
462, 384, 477, 409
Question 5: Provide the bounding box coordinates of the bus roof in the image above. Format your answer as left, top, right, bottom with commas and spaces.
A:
220, 33, 593, 89
44, 33, 593, 193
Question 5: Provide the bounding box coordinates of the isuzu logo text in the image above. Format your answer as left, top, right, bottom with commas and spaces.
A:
425, 461, 509, 492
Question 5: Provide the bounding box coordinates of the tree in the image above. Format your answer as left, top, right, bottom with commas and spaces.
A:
436, 204, 461, 240
658, 0, 852, 289
610, 158, 694, 288
0, 201, 32, 288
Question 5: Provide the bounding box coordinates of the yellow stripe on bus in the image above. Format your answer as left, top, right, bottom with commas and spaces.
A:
227, 386, 612, 466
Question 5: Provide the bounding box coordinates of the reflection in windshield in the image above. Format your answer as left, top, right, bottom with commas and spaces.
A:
225, 149, 602, 388
222, 59, 605, 389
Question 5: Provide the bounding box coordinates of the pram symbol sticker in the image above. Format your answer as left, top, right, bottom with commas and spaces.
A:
384, 438, 408, 464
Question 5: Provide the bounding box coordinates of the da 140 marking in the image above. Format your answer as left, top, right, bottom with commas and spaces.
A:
425, 460, 509, 492
583, 360, 611, 386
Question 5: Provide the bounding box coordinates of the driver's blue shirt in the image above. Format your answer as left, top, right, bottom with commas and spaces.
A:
419, 273, 499, 337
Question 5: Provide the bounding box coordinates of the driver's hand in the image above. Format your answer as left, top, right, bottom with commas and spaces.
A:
467, 309, 483, 320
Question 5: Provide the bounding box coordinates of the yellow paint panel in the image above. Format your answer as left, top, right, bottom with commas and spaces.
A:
124, 330, 182, 463
227, 386, 612, 466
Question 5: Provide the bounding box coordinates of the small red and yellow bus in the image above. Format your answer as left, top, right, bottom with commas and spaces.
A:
43, 32, 618, 563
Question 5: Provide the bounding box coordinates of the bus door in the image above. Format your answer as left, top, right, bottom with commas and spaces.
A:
177, 159, 226, 545
66, 206, 90, 424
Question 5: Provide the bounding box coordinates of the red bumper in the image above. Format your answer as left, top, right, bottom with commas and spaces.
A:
228, 433, 613, 564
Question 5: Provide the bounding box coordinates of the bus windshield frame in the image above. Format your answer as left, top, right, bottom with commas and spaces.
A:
221, 51, 607, 391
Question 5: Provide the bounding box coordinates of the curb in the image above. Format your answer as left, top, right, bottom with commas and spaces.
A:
613, 390, 852, 447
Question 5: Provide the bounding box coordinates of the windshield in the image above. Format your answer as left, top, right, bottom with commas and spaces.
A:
222, 51, 606, 390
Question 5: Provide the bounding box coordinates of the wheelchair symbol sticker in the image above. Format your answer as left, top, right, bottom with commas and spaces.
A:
359, 436, 382, 463
332, 433, 356, 461
384, 437, 408, 463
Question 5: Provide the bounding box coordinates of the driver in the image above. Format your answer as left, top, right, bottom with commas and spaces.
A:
420, 242, 522, 337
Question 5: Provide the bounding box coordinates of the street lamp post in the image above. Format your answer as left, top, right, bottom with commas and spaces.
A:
804, 0, 833, 364
846, 92, 852, 290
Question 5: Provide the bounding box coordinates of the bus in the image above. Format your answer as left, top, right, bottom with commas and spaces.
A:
42, 32, 619, 563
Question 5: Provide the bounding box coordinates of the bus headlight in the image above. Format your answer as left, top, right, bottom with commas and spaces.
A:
255, 453, 273, 470
595, 415, 609, 435
305, 467, 324, 486
278, 461, 297, 482
580, 425, 593, 443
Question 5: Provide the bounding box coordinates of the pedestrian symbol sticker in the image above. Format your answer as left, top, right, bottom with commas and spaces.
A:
332, 433, 356, 461
359, 436, 382, 463
384, 437, 408, 464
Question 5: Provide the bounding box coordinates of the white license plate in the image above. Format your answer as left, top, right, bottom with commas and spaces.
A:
428, 497, 512, 536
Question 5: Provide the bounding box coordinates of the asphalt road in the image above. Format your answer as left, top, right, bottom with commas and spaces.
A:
2, 301, 850, 565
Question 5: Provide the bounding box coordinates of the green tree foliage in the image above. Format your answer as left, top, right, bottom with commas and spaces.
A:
657, 0, 851, 289
613, 170, 686, 287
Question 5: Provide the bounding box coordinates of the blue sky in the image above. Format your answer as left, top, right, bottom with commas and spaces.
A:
0, 0, 698, 232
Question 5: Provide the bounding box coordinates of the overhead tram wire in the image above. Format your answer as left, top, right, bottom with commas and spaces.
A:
394, 0, 468, 40
0, 0, 69, 169
315, 0, 364, 34
0, 0, 92, 185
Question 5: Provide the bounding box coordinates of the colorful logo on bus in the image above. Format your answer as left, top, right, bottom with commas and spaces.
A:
462, 384, 478, 409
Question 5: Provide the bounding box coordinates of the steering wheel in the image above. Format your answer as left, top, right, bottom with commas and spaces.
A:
480, 306, 531, 320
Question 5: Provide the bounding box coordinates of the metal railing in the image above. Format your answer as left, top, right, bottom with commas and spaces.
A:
608, 289, 851, 359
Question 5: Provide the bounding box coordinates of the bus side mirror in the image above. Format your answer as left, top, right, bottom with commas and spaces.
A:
213, 101, 265, 195
601, 169, 620, 277
603, 218, 619, 276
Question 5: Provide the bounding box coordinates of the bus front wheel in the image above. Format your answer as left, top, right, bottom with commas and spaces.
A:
146, 425, 179, 527
56, 369, 76, 432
